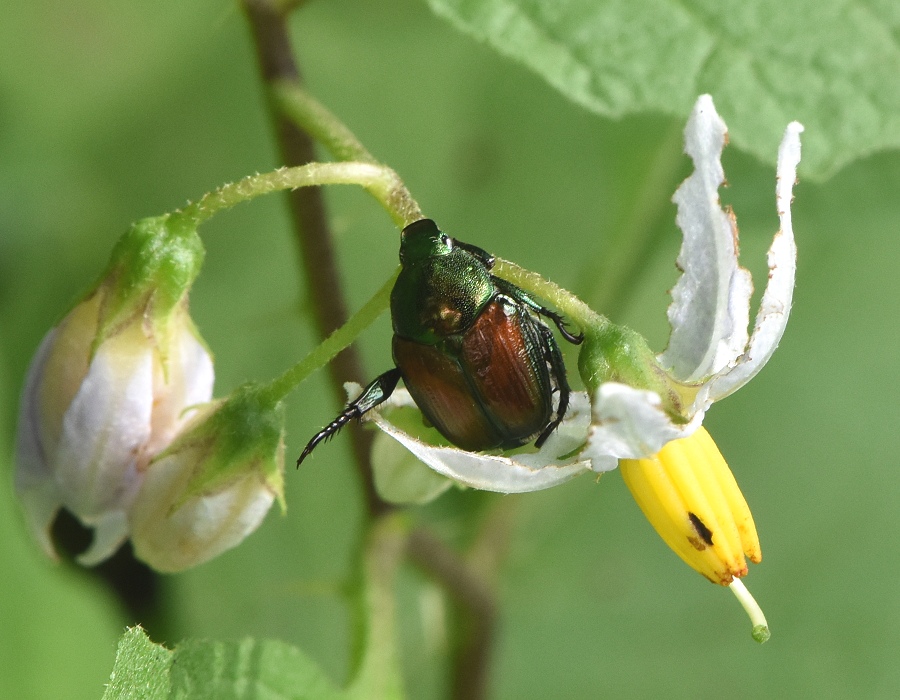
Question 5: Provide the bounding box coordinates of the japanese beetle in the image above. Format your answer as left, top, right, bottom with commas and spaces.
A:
297, 219, 582, 465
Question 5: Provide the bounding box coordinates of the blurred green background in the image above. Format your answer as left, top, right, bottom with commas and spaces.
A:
2, 0, 898, 698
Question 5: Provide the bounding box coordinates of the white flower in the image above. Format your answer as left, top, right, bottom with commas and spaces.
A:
363, 385, 592, 493
15, 293, 213, 564
359, 95, 803, 495
583, 95, 803, 465
14, 216, 213, 565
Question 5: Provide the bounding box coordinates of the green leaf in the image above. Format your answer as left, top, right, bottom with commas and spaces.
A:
102, 627, 172, 700
169, 639, 344, 700
425, 0, 900, 179
102, 628, 344, 700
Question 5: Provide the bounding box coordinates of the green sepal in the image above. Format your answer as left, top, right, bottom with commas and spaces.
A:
92, 215, 205, 364
155, 384, 286, 512
578, 323, 687, 419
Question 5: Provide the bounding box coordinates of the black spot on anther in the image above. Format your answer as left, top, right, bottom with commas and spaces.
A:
688, 512, 714, 546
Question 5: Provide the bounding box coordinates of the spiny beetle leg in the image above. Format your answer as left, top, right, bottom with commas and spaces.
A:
536, 307, 583, 345
493, 277, 583, 345
296, 367, 402, 467
534, 322, 573, 449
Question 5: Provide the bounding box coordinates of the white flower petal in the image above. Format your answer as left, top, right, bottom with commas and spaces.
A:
54, 324, 154, 521
15, 330, 57, 485
581, 383, 704, 463
145, 322, 215, 460
130, 451, 275, 573
708, 122, 803, 401
16, 481, 61, 561
362, 385, 592, 493
14, 329, 63, 558
76, 510, 129, 566
371, 430, 454, 505
179, 330, 215, 409
660, 95, 753, 383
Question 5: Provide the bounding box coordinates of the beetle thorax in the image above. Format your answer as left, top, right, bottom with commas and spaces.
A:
391, 250, 496, 344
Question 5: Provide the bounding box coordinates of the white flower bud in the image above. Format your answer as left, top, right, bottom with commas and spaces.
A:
128, 388, 284, 572
15, 217, 213, 565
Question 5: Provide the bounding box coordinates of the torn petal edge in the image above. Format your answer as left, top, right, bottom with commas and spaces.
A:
660, 94, 752, 383
707, 121, 803, 402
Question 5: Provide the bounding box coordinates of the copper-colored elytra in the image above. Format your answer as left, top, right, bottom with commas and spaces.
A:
393, 335, 500, 450
459, 299, 550, 437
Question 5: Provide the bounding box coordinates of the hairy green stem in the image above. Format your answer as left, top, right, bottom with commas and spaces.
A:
495, 258, 685, 407
346, 515, 407, 698
493, 258, 608, 335
271, 80, 424, 227
242, 0, 390, 518
259, 269, 398, 405
172, 161, 420, 230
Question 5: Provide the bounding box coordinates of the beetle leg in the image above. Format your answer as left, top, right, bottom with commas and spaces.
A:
492, 278, 583, 344
534, 322, 572, 449
297, 367, 402, 467
534, 307, 584, 345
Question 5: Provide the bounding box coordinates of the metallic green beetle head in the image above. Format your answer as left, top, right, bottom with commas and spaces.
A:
399, 219, 452, 265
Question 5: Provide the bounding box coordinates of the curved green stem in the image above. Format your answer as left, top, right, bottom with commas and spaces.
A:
259, 268, 399, 405
346, 514, 407, 698
272, 79, 376, 163
493, 258, 608, 335
270, 81, 424, 228
172, 162, 422, 230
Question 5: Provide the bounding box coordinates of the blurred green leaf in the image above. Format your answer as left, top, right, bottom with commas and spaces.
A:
103, 627, 344, 700
424, 0, 900, 178
169, 638, 343, 700
103, 627, 172, 700
103, 518, 408, 700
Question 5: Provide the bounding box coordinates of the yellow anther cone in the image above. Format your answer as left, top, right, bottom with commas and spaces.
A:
620, 427, 761, 585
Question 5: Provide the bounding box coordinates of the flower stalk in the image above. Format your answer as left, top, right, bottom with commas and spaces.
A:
271, 79, 376, 163
173, 161, 422, 230
258, 268, 399, 405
